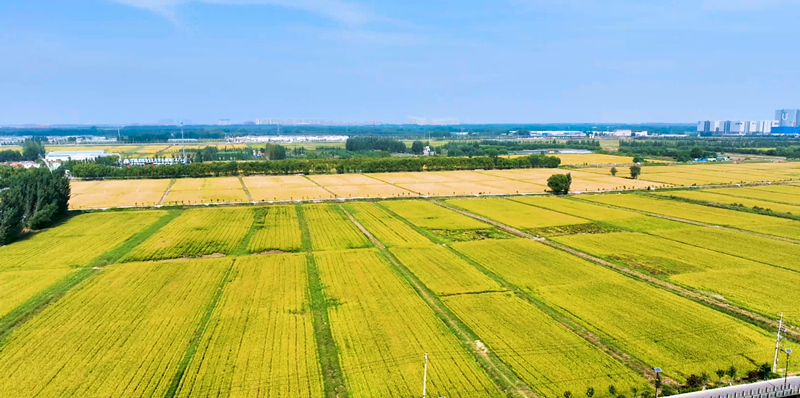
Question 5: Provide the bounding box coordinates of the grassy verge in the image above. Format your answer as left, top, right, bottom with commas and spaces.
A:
297, 203, 349, 398
233, 207, 265, 256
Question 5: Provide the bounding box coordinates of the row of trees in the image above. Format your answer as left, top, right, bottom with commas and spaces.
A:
562, 362, 778, 398
345, 137, 408, 153
0, 167, 71, 245
0, 139, 46, 162
70, 154, 562, 179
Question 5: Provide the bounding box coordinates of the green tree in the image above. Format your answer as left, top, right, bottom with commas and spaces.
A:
486, 148, 499, 164
21, 139, 45, 161
411, 140, 425, 155
586, 387, 595, 398
690, 147, 704, 159
610, 166, 618, 177
726, 366, 738, 385
547, 173, 572, 194
630, 165, 641, 179
608, 385, 617, 397
564, 391, 573, 398
631, 386, 639, 398
716, 369, 726, 386
632, 155, 644, 163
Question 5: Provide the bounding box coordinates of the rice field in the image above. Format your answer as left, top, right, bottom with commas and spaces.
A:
246, 206, 303, 253
380, 200, 489, 230
0, 258, 231, 397
70, 179, 170, 209
2, 181, 797, 396
342, 202, 430, 247
174, 254, 323, 398
447, 198, 589, 230
443, 292, 646, 396
0, 211, 167, 270
165, 177, 250, 204
584, 194, 800, 240
655, 190, 800, 214
123, 207, 254, 261
301, 204, 371, 251
451, 239, 776, 380
315, 249, 504, 398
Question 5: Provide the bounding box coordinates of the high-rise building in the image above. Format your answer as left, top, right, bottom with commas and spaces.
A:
775, 109, 800, 127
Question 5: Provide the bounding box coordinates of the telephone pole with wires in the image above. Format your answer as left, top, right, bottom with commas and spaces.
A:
773, 313, 785, 372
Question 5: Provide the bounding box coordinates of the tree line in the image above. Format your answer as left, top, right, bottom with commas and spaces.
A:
70, 154, 561, 179
0, 140, 46, 163
0, 166, 71, 245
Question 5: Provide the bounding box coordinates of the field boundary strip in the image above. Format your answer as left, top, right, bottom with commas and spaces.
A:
434, 200, 544, 241
238, 175, 254, 201
164, 258, 237, 398
158, 179, 177, 206
338, 204, 538, 398
0, 209, 182, 348
441, 197, 800, 342
296, 204, 350, 398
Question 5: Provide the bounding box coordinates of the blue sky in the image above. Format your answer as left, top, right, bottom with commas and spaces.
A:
1, 0, 799, 125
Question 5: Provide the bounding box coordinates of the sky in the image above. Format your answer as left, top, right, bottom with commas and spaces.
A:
1, 0, 799, 125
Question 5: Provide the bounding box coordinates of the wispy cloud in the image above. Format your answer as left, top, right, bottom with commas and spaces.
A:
111, 0, 371, 25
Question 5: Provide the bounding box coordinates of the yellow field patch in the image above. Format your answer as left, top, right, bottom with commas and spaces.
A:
249, 186, 335, 201
555, 153, 634, 165
165, 177, 249, 204
69, 179, 170, 209
242, 175, 318, 189
324, 183, 418, 198
308, 174, 386, 185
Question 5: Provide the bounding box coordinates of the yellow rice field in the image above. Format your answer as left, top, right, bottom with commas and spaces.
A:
70, 179, 170, 209
165, 177, 250, 204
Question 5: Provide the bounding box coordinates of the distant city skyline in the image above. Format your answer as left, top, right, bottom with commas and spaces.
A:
2, 1, 799, 125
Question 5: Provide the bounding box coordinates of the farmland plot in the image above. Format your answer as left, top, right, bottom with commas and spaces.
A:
0, 269, 75, 318
705, 186, 800, 206
0, 211, 167, 270
165, 177, 249, 204
69, 179, 170, 209
553, 232, 800, 323
443, 292, 645, 397
585, 194, 800, 240
315, 249, 503, 398
512, 197, 686, 232
175, 255, 323, 398
447, 198, 589, 230
302, 204, 371, 251
380, 200, 490, 230
452, 239, 775, 380
655, 190, 800, 214
343, 202, 430, 247
247, 206, 303, 253
0, 258, 231, 398
651, 226, 800, 273
123, 207, 254, 261
390, 246, 502, 295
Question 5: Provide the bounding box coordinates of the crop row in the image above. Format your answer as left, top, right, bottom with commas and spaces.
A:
342, 202, 430, 247
247, 206, 303, 253
451, 239, 775, 381
175, 254, 323, 398
123, 207, 255, 261
0, 258, 230, 397
315, 249, 503, 398
447, 198, 589, 230
302, 204, 371, 251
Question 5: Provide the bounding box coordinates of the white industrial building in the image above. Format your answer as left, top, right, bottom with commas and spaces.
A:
45, 151, 109, 162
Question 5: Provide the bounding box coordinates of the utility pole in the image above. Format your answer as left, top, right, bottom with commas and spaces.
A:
774, 313, 785, 372
180, 120, 185, 162
422, 353, 428, 398
784, 349, 792, 387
